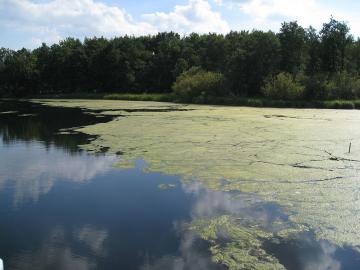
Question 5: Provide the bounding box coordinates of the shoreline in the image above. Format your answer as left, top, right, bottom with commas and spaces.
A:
8, 93, 360, 110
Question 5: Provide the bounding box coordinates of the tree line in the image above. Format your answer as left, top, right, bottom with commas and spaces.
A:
1, 17, 360, 100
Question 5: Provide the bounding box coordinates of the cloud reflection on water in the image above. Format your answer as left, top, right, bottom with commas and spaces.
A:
142, 181, 349, 270
0, 141, 117, 206
304, 241, 341, 270
7, 225, 108, 270
141, 229, 224, 270
0, 131, 353, 270
184, 181, 288, 231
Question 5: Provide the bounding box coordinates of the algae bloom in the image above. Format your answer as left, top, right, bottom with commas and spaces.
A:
34, 99, 360, 269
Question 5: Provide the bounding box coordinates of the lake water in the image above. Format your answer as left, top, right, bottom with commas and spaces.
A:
1, 100, 360, 270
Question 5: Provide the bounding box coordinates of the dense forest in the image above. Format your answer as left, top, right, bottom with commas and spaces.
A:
1, 17, 360, 102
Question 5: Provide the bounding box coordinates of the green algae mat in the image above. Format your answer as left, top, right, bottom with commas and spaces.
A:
34, 99, 360, 269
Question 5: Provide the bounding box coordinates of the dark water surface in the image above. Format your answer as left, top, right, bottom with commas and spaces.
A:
0, 100, 360, 270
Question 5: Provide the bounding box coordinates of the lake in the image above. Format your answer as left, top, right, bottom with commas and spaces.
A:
1, 100, 360, 270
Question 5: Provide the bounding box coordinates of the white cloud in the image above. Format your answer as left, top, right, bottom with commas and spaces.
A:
239, 0, 329, 27
143, 0, 230, 34
2, 0, 359, 48
0, 0, 230, 48
215, 0, 360, 36
0, 0, 157, 45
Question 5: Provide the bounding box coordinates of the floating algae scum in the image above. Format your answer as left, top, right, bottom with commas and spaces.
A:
34, 99, 360, 269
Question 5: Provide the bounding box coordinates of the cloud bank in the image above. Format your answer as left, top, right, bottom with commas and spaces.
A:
0, 0, 359, 49
214, 0, 360, 36
0, 0, 229, 48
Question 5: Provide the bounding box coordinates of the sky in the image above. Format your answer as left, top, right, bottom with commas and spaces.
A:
0, 0, 359, 49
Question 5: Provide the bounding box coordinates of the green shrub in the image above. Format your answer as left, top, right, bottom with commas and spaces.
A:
245, 99, 264, 107
324, 100, 355, 109
303, 73, 360, 100
262, 72, 305, 100
172, 68, 227, 102
303, 74, 329, 99
325, 72, 360, 99
354, 100, 360, 109
104, 93, 174, 102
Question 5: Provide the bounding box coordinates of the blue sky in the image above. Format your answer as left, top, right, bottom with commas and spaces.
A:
0, 0, 359, 49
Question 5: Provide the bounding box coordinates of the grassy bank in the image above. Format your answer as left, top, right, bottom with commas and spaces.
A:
103, 93, 174, 102
201, 97, 360, 109
32, 93, 174, 102
106, 94, 360, 109
30, 92, 360, 110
